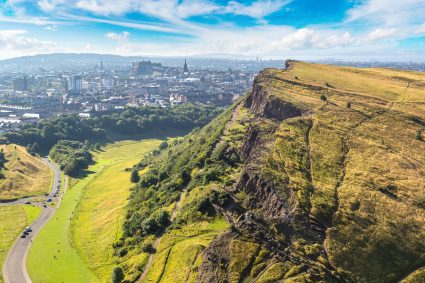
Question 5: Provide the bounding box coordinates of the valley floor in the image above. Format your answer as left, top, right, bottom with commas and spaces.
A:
27, 139, 162, 283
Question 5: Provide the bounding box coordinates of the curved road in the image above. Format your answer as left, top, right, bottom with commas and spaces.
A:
2, 158, 64, 283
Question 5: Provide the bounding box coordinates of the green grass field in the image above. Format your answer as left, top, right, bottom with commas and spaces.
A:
0, 205, 41, 283
27, 139, 162, 283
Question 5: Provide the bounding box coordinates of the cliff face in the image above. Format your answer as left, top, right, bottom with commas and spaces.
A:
196, 63, 425, 283
124, 62, 425, 283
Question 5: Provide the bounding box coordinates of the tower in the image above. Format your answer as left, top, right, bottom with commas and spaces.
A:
183, 59, 189, 73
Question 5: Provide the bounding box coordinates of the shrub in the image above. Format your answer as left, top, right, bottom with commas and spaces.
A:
111, 266, 124, 283
130, 169, 140, 183
159, 141, 168, 150
416, 129, 422, 141
141, 243, 154, 253
346, 102, 351, 108
320, 95, 327, 101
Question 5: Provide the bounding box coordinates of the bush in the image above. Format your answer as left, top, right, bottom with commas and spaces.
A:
0, 151, 5, 168
346, 102, 351, 108
111, 266, 124, 283
159, 141, 168, 150
416, 129, 422, 141
141, 243, 154, 253
320, 95, 327, 101
130, 169, 140, 183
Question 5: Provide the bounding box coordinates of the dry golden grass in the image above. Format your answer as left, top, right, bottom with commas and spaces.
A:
0, 144, 51, 200
259, 62, 425, 282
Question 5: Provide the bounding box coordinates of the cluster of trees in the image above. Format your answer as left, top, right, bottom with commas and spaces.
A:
49, 140, 92, 176
3, 104, 222, 155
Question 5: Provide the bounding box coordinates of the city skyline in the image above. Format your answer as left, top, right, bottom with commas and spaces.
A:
0, 0, 425, 61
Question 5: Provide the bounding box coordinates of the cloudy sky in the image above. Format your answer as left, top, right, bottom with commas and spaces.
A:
0, 0, 425, 60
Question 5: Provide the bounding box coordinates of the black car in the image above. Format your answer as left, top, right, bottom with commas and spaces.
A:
20, 234, 26, 238
24, 201, 31, 205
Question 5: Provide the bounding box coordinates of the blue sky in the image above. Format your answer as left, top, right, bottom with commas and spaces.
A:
0, 0, 425, 60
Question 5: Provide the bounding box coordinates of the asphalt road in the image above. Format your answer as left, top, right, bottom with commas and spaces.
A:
2, 158, 63, 283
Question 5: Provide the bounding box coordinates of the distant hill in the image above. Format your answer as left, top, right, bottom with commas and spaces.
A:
117, 61, 425, 282
0, 53, 284, 73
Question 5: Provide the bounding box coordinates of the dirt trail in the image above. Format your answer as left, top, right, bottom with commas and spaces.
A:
138, 190, 186, 282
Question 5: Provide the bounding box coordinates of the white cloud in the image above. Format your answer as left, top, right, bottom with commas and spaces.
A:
224, 0, 290, 20
347, 0, 425, 27
105, 31, 130, 42
37, 0, 67, 12
365, 28, 398, 41
0, 29, 57, 59
416, 23, 425, 35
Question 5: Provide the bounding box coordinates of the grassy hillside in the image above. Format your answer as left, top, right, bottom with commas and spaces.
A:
120, 62, 424, 283
0, 205, 41, 283
27, 139, 162, 283
72, 140, 162, 282
0, 144, 51, 200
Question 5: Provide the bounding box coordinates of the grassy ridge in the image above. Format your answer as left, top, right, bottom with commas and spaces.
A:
72, 140, 162, 282
0, 144, 51, 200
0, 205, 41, 283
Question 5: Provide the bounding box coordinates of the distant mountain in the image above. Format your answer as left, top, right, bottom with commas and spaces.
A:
0, 53, 284, 73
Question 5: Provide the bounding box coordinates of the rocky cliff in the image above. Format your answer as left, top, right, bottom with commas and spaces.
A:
121, 62, 425, 283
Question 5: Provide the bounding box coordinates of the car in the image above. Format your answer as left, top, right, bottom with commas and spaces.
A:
25, 227, 32, 232
23, 231, 29, 235
53, 194, 57, 197
44, 193, 49, 196
47, 198, 52, 202
20, 234, 26, 238
24, 201, 31, 205
42, 203, 47, 208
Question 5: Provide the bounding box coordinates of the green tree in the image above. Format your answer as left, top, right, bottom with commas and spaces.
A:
0, 150, 5, 168
320, 95, 327, 102
130, 169, 140, 183
159, 141, 168, 150
111, 266, 124, 283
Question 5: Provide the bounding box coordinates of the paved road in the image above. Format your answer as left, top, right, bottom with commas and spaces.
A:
2, 158, 63, 283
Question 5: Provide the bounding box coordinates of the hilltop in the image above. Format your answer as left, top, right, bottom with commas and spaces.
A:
119, 61, 425, 282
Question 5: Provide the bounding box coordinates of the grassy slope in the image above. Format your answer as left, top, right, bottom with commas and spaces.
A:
118, 105, 243, 282
0, 144, 51, 200
27, 140, 162, 283
261, 62, 425, 282
72, 140, 162, 282
0, 205, 41, 283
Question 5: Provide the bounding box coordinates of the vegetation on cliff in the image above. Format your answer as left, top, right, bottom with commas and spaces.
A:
119, 62, 425, 283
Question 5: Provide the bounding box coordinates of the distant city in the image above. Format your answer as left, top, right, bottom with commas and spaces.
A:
0, 56, 284, 132
1, 53, 424, 133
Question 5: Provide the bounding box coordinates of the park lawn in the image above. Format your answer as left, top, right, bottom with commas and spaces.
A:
0, 205, 41, 283
72, 139, 163, 282
27, 139, 162, 283
0, 144, 51, 200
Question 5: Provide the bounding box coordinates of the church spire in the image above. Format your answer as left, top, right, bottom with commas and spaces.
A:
183, 59, 189, 73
